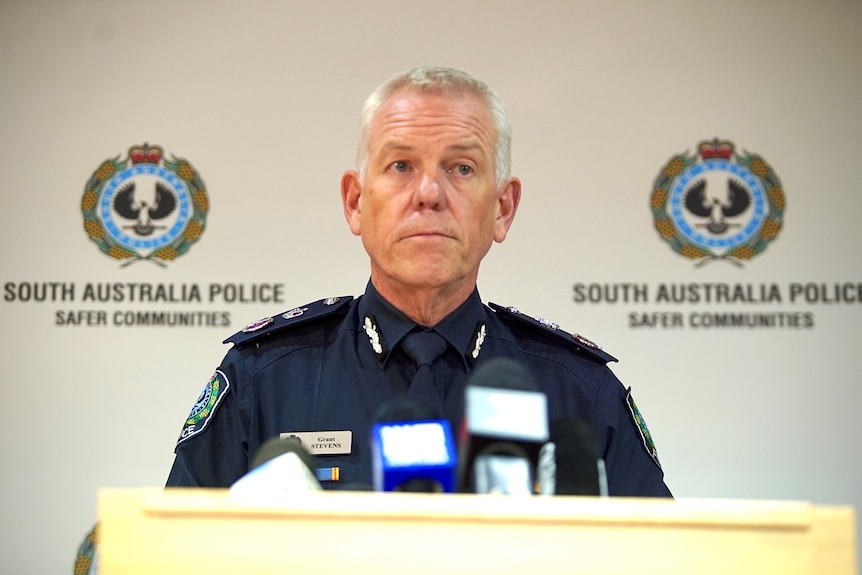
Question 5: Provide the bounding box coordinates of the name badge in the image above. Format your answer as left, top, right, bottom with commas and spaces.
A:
280, 430, 353, 455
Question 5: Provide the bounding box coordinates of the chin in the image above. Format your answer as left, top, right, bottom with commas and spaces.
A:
393, 263, 460, 289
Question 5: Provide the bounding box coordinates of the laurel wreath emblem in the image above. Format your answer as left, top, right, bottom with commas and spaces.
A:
80, 145, 209, 267
650, 144, 785, 267
186, 374, 220, 426
73, 523, 99, 575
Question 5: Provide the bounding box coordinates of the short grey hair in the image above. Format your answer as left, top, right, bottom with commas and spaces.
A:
356, 66, 512, 187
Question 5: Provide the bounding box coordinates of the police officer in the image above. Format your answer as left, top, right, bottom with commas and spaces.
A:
166, 67, 671, 497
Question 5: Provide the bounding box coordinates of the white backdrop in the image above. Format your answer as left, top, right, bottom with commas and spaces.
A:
1, 1, 860, 572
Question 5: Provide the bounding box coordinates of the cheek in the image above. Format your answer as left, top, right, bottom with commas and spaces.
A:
463, 197, 499, 233
358, 199, 396, 249
358, 193, 382, 228
361, 187, 399, 221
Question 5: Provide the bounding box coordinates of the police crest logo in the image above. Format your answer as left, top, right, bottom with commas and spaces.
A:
650, 139, 785, 266
177, 370, 231, 445
80, 143, 209, 266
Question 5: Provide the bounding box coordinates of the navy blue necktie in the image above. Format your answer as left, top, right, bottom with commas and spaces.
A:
401, 330, 449, 417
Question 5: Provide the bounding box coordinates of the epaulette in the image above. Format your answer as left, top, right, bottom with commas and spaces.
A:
224, 296, 353, 347
488, 302, 618, 364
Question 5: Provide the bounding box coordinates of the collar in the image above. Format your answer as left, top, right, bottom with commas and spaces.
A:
357, 281, 487, 370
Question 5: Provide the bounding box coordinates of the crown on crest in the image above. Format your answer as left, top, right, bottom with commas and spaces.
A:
698, 138, 734, 160
128, 143, 163, 165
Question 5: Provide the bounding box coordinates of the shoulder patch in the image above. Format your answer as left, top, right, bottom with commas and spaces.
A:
176, 369, 231, 447
488, 302, 618, 364
223, 296, 353, 347
625, 387, 662, 469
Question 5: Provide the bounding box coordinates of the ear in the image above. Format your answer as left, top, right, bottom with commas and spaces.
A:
341, 170, 363, 236
493, 177, 521, 243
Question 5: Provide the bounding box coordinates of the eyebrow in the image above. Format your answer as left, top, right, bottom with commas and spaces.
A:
447, 143, 485, 154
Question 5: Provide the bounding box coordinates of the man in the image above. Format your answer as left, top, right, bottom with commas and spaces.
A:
166, 67, 671, 497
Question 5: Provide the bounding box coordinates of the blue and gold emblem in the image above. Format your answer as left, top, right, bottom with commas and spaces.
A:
177, 370, 230, 445
81, 143, 209, 266
651, 138, 785, 266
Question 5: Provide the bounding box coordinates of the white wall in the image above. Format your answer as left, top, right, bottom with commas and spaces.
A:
1, 1, 860, 572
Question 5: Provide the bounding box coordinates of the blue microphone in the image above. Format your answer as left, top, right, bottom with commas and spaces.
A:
371, 396, 458, 492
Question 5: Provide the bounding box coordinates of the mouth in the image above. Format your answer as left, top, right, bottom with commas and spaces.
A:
399, 219, 457, 242
404, 231, 452, 240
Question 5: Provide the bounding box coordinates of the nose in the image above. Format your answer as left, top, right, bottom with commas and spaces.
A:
413, 170, 446, 210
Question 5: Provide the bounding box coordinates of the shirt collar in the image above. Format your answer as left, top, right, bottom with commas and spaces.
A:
357, 280, 486, 370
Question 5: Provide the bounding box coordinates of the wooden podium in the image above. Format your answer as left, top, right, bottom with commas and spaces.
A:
98, 488, 857, 574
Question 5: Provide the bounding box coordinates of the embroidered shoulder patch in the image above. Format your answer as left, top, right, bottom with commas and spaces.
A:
176, 370, 231, 446
223, 296, 353, 347
625, 387, 661, 469
488, 302, 618, 364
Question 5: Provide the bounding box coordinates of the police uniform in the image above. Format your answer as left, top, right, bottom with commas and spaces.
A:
166, 282, 671, 497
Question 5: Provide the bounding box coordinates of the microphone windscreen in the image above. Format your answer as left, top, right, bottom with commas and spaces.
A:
459, 358, 548, 494
467, 357, 539, 391
549, 416, 601, 496
371, 396, 457, 492
251, 436, 316, 471
373, 394, 437, 423
231, 441, 322, 496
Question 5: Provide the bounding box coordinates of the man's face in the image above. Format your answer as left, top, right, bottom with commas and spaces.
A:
342, 89, 520, 299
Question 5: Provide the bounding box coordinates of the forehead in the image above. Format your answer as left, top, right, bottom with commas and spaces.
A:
369, 88, 496, 155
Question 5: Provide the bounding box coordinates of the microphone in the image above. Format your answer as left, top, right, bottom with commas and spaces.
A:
458, 357, 549, 495
540, 417, 607, 496
229, 436, 322, 498
370, 396, 458, 493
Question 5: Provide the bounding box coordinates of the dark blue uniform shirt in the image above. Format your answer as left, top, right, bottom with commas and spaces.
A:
166, 282, 671, 497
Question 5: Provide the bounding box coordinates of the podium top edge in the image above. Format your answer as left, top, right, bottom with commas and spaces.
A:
95, 487, 856, 531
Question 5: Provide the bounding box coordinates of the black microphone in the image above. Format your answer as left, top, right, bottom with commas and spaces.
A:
458, 357, 549, 494
373, 394, 437, 423
540, 417, 606, 496
229, 436, 322, 497
370, 396, 458, 493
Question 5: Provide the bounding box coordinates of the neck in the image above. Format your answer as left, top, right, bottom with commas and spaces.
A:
370, 275, 476, 327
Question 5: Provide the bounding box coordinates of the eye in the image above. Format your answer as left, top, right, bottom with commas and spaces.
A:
455, 164, 473, 176
390, 161, 409, 173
